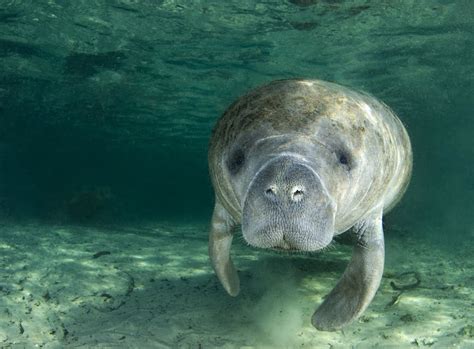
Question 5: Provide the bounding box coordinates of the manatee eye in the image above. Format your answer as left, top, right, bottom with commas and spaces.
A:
227, 148, 245, 175
339, 153, 349, 165
336, 150, 353, 170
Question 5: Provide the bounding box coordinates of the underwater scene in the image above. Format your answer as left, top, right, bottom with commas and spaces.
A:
0, 0, 473, 348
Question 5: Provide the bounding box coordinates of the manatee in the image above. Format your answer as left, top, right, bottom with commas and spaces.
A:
207, 79, 412, 331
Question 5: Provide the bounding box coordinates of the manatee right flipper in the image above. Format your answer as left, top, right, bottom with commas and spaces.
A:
312, 209, 385, 331
209, 200, 240, 296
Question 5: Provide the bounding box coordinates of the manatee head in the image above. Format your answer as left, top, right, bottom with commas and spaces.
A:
224, 131, 344, 252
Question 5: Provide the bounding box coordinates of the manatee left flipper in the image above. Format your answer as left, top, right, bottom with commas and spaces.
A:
312, 209, 385, 331
209, 199, 240, 296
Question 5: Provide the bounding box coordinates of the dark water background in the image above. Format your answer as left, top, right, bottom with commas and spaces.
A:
0, 0, 473, 239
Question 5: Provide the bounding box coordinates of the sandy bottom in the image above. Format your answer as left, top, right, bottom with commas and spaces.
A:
0, 220, 472, 348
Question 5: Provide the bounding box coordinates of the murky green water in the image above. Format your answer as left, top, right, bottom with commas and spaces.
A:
0, 1, 473, 348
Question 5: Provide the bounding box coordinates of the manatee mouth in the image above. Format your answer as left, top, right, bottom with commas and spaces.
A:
268, 236, 299, 251
241, 156, 336, 252
245, 223, 334, 252
269, 239, 315, 252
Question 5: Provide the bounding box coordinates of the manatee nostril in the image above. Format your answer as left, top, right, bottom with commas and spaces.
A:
265, 187, 277, 197
291, 187, 305, 202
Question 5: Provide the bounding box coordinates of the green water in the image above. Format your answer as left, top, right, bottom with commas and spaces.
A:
0, 1, 473, 348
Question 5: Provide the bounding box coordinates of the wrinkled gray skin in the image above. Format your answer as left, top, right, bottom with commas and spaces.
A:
208, 79, 412, 331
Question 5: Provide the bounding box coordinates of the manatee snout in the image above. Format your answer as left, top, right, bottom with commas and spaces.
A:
242, 156, 335, 251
